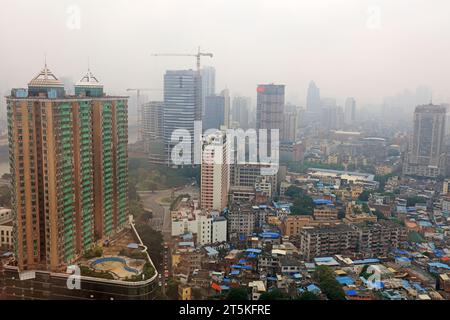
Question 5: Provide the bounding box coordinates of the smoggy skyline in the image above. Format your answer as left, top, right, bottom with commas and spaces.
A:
1, 0, 450, 107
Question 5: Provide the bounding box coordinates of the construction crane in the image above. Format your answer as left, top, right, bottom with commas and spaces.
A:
126, 88, 162, 142
151, 47, 213, 73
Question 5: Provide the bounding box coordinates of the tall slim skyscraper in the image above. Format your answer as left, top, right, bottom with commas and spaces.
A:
403, 104, 447, 178
163, 70, 201, 165
344, 97, 356, 125
7, 65, 128, 272
306, 81, 321, 112
231, 96, 250, 129
201, 131, 229, 211
201, 66, 216, 115
256, 84, 285, 132
204, 95, 225, 131
142, 101, 165, 164
282, 111, 298, 143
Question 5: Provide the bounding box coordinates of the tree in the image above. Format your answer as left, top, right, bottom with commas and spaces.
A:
226, 288, 249, 300
259, 289, 287, 300
313, 266, 345, 300
0, 185, 11, 208
290, 195, 315, 215
135, 224, 164, 270
285, 185, 303, 198
297, 291, 321, 300
358, 190, 371, 202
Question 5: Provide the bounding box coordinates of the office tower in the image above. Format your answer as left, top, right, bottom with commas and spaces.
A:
163, 70, 201, 166
200, 131, 229, 211
6, 65, 128, 272
200, 66, 216, 115
344, 97, 356, 125
231, 96, 250, 129
282, 111, 298, 143
142, 101, 165, 164
220, 89, 230, 128
443, 179, 450, 195
256, 84, 285, 147
204, 95, 225, 131
306, 81, 321, 112
320, 98, 342, 131
403, 104, 447, 178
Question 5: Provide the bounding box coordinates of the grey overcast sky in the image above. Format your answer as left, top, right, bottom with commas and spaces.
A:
1, 0, 450, 106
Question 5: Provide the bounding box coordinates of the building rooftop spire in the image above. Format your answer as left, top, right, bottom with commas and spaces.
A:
28, 61, 64, 88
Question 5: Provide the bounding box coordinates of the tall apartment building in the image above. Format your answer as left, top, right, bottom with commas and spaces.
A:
231, 96, 250, 129
306, 81, 321, 112
6, 65, 128, 272
299, 221, 406, 261
256, 84, 285, 146
299, 224, 358, 261
227, 202, 256, 241
282, 111, 298, 143
203, 95, 226, 130
200, 66, 216, 115
229, 162, 277, 196
142, 101, 165, 164
344, 97, 356, 125
163, 70, 201, 166
403, 104, 447, 178
313, 205, 338, 220
443, 179, 450, 195
200, 132, 229, 211
352, 221, 407, 258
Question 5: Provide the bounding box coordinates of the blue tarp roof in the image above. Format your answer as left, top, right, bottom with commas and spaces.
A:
267, 276, 277, 281
223, 277, 231, 283
239, 259, 247, 264
178, 241, 195, 247
353, 258, 380, 265
247, 253, 257, 259
259, 232, 280, 239
239, 234, 246, 241
395, 256, 411, 262
307, 284, 321, 293
412, 283, 426, 293
336, 276, 355, 286
245, 248, 262, 254
313, 199, 333, 206
428, 262, 450, 270
231, 265, 242, 269
205, 246, 219, 256
230, 270, 240, 275
221, 285, 230, 290
360, 277, 384, 289
346, 290, 357, 296
293, 273, 302, 279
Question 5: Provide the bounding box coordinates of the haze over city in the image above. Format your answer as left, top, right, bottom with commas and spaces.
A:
1, 0, 450, 107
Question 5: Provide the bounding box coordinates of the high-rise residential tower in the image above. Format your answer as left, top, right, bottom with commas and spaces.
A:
200, 131, 229, 211
163, 69, 201, 166
142, 101, 165, 164
344, 97, 356, 125
306, 81, 321, 112
6, 65, 128, 272
256, 84, 285, 135
200, 66, 216, 115
231, 96, 250, 129
403, 104, 447, 178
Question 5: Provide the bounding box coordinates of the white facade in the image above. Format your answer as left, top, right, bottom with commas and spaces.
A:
197, 213, 213, 246
0, 208, 13, 248
212, 217, 227, 243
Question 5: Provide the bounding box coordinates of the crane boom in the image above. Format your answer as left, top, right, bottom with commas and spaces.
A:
127, 88, 162, 142
151, 47, 213, 72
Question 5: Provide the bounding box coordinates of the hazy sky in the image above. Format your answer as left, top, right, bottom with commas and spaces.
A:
1, 0, 450, 107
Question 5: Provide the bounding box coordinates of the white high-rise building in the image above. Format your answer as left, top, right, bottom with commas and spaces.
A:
201, 131, 229, 211
201, 66, 216, 115
345, 97, 356, 125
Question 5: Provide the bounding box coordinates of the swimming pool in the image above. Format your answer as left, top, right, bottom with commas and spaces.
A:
91, 256, 142, 279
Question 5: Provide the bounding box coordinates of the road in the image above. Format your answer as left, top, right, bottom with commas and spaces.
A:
138, 185, 199, 241
138, 185, 199, 296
